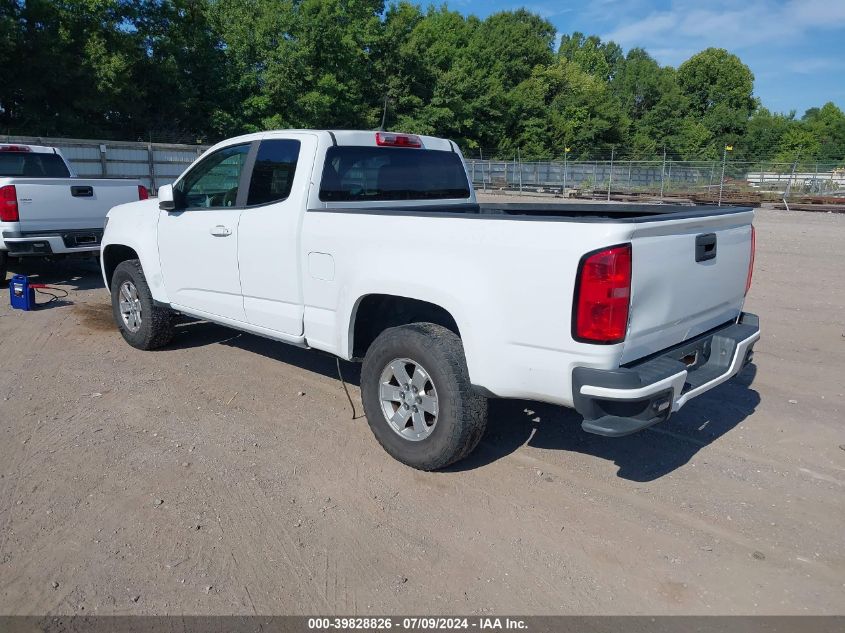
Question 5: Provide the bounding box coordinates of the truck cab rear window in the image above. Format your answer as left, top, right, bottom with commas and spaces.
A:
0, 153, 70, 177
319, 146, 470, 202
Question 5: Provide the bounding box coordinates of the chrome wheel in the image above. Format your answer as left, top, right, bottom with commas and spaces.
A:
118, 280, 142, 333
379, 358, 439, 441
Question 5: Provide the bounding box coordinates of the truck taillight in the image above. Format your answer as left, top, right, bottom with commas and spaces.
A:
0, 185, 19, 222
138, 185, 149, 200
573, 244, 632, 344
375, 132, 421, 148
745, 225, 755, 295
0, 145, 31, 152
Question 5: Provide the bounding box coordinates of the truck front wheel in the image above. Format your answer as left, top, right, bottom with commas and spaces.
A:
110, 259, 174, 350
360, 323, 488, 470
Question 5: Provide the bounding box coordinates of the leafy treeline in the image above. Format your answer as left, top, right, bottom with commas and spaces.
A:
1, 0, 844, 162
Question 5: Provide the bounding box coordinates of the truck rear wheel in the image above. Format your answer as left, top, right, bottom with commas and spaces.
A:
110, 259, 174, 350
0, 251, 8, 286
360, 323, 488, 470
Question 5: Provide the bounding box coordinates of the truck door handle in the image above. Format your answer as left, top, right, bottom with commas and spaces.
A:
71, 185, 93, 197
210, 225, 232, 237
695, 233, 717, 262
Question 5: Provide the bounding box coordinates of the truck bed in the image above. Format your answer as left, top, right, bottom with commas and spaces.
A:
315, 202, 752, 222
478, 202, 752, 222
308, 198, 755, 383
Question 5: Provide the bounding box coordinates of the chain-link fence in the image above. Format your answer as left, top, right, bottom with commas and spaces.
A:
466, 158, 845, 204
4, 134, 844, 205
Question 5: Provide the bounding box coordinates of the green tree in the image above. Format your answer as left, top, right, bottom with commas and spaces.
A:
742, 106, 795, 163
374, 1, 425, 127
380, 8, 481, 143
612, 50, 698, 157
0, 0, 142, 137
677, 48, 755, 154
775, 127, 821, 164
0, 0, 842, 164
503, 58, 627, 159
559, 31, 623, 82
468, 10, 555, 91
291, 0, 384, 128
211, 0, 384, 132
802, 102, 845, 163
0, 0, 24, 129
457, 9, 556, 152
135, 0, 232, 141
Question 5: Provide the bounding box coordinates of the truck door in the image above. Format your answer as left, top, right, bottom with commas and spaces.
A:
157, 142, 251, 322
237, 134, 317, 336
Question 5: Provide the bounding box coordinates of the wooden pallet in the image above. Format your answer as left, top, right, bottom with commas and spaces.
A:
773, 203, 845, 213
794, 196, 845, 205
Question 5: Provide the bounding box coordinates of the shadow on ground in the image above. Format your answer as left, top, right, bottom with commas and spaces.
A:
448, 365, 759, 481
3, 257, 762, 481
165, 319, 760, 482
169, 319, 363, 384
5, 257, 104, 292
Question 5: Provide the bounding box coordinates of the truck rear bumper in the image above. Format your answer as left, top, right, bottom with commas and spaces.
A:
2, 229, 103, 256
572, 313, 760, 437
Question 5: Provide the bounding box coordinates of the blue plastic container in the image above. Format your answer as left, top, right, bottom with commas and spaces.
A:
10, 274, 35, 311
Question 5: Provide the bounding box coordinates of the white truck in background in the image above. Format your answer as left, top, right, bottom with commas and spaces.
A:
100, 129, 760, 470
0, 143, 146, 282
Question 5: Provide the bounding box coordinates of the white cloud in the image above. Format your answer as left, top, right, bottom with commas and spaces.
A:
784, 0, 845, 28
523, 4, 574, 19
785, 57, 841, 75
601, 0, 845, 63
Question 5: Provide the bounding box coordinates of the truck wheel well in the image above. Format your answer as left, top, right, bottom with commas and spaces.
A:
103, 245, 139, 289
352, 295, 460, 359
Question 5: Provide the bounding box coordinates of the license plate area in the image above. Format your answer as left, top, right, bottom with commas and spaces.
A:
61, 230, 103, 248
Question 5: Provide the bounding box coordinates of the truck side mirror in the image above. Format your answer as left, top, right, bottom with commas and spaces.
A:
157, 184, 182, 211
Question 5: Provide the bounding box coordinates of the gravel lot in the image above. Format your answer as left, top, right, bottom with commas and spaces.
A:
0, 208, 843, 615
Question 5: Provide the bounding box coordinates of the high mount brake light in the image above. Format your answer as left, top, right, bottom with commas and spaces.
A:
375, 132, 422, 148
573, 243, 632, 344
0, 185, 19, 222
0, 145, 32, 152
138, 185, 149, 200
745, 225, 756, 295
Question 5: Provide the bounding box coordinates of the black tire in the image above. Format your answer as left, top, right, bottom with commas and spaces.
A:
360, 323, 488, 470
110, 259, 174, 350
0, 251, 8, 287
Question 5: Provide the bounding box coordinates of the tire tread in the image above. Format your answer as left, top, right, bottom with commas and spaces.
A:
111, 259, 174, 350
361, 322, 487, 470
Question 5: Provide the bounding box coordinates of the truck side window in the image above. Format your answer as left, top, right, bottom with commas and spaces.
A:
247, 139, 301, 206
176, 143, 250, 209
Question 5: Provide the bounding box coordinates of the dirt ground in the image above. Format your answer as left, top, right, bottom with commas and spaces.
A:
0, 208, 843, 616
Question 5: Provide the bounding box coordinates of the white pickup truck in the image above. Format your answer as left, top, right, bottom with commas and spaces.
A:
0, 143, 146, 282
101, 130, 760, 470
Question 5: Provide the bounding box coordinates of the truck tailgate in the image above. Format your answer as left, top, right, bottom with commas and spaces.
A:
621, 209, 755, 364
11, 178, 139, 232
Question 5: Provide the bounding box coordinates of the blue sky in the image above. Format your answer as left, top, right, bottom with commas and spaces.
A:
452, 0, 845, 116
